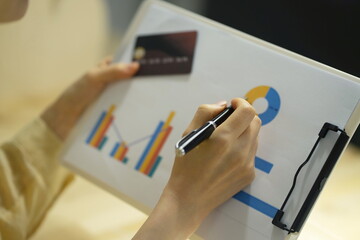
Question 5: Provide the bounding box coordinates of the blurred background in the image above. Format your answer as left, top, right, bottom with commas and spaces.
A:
0, 0, 359, 239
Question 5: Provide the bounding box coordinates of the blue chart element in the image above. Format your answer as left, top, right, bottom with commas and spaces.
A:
237, 86, 279, 218
233, 191, 278, 218
135, 121, 164, 170
86, 111, 106, 144
255, 156, 273, 174
259, 87, 281, 125
110, 142, 120, 157
245, 86, 281, 125
239, 154, 275, 217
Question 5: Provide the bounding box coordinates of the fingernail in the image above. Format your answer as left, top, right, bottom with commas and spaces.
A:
215, 100, 227, 107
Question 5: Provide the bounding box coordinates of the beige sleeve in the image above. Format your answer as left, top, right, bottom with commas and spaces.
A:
0, 119, 74, 240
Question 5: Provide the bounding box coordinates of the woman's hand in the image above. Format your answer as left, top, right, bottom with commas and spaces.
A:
41, 57, 139, 140
133, 98, 261, 240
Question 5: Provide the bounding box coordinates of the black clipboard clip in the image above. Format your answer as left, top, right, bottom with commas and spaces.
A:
272, 122, 349, 233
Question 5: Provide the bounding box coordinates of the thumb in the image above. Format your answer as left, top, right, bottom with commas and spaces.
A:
90, 62, 139, 86
183, 101, 227, 136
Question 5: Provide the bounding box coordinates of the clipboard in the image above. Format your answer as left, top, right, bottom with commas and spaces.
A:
61, 1, 360, 239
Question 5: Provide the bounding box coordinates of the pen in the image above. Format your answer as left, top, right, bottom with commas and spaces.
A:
175, 106, 234, 157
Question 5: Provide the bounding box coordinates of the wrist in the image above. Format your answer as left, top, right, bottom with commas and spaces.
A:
40, 77, 103, 140
133, 185, 204, 240
162, 185, 205, 231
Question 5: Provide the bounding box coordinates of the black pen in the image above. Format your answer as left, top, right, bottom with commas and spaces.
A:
175, 106, 234, 157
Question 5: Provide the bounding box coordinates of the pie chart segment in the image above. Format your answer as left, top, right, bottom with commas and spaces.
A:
245, 86, 280, 125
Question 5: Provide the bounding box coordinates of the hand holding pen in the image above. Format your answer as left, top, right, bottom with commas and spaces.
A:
133, 98, 261, 239
175, 105, 234, 156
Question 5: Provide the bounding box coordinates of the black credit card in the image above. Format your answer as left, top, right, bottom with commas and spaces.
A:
132, 31, 197, 76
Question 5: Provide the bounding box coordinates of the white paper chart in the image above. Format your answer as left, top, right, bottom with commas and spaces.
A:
62, 1, 360, 239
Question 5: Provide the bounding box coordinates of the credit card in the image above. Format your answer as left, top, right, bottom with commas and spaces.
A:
132, 31, 197, 76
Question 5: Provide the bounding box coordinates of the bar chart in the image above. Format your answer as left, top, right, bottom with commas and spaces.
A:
110, 142, 129, 163
86, 104, 115, 149
135, 111, 175, 177
85, 104, 175, 177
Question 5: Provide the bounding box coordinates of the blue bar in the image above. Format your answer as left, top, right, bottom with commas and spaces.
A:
135, 121, 164, 170
110, 142, 120, 157
260, 87, 281, 125
148, 156, 162, 177
98, 136, 108, 150
233, 191, 278, 218
86, 111, 106, 144
255, 156, 273, 174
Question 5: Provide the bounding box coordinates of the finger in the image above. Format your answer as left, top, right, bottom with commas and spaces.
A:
242, 137, 258, 185
97, 56, 113, 68
215, 98, 256, 139
103, 56, 113, 65
238, 115, 261, 140
90, 62, 139, 85
182, 101, 227, 136
235, 115, 261, 154
228, 116, 261, 165
247, 137, 258, 169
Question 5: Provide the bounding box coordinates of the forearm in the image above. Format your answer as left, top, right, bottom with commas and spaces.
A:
41, 61, 139, 140
0, 59, 138, 239
41, 76, 104, 140
0, 119, 73, 239
132, 186, 203, 240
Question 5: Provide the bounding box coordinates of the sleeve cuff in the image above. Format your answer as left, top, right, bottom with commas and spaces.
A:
12, 118, 63, 167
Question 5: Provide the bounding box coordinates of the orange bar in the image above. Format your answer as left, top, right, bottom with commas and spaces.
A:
144, 126, 173, 175
93, 116, 114, 147
140, 111, 175, 172
118, 147, 129, 162
90, 104, 116, 146
114, 142, 125, 159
